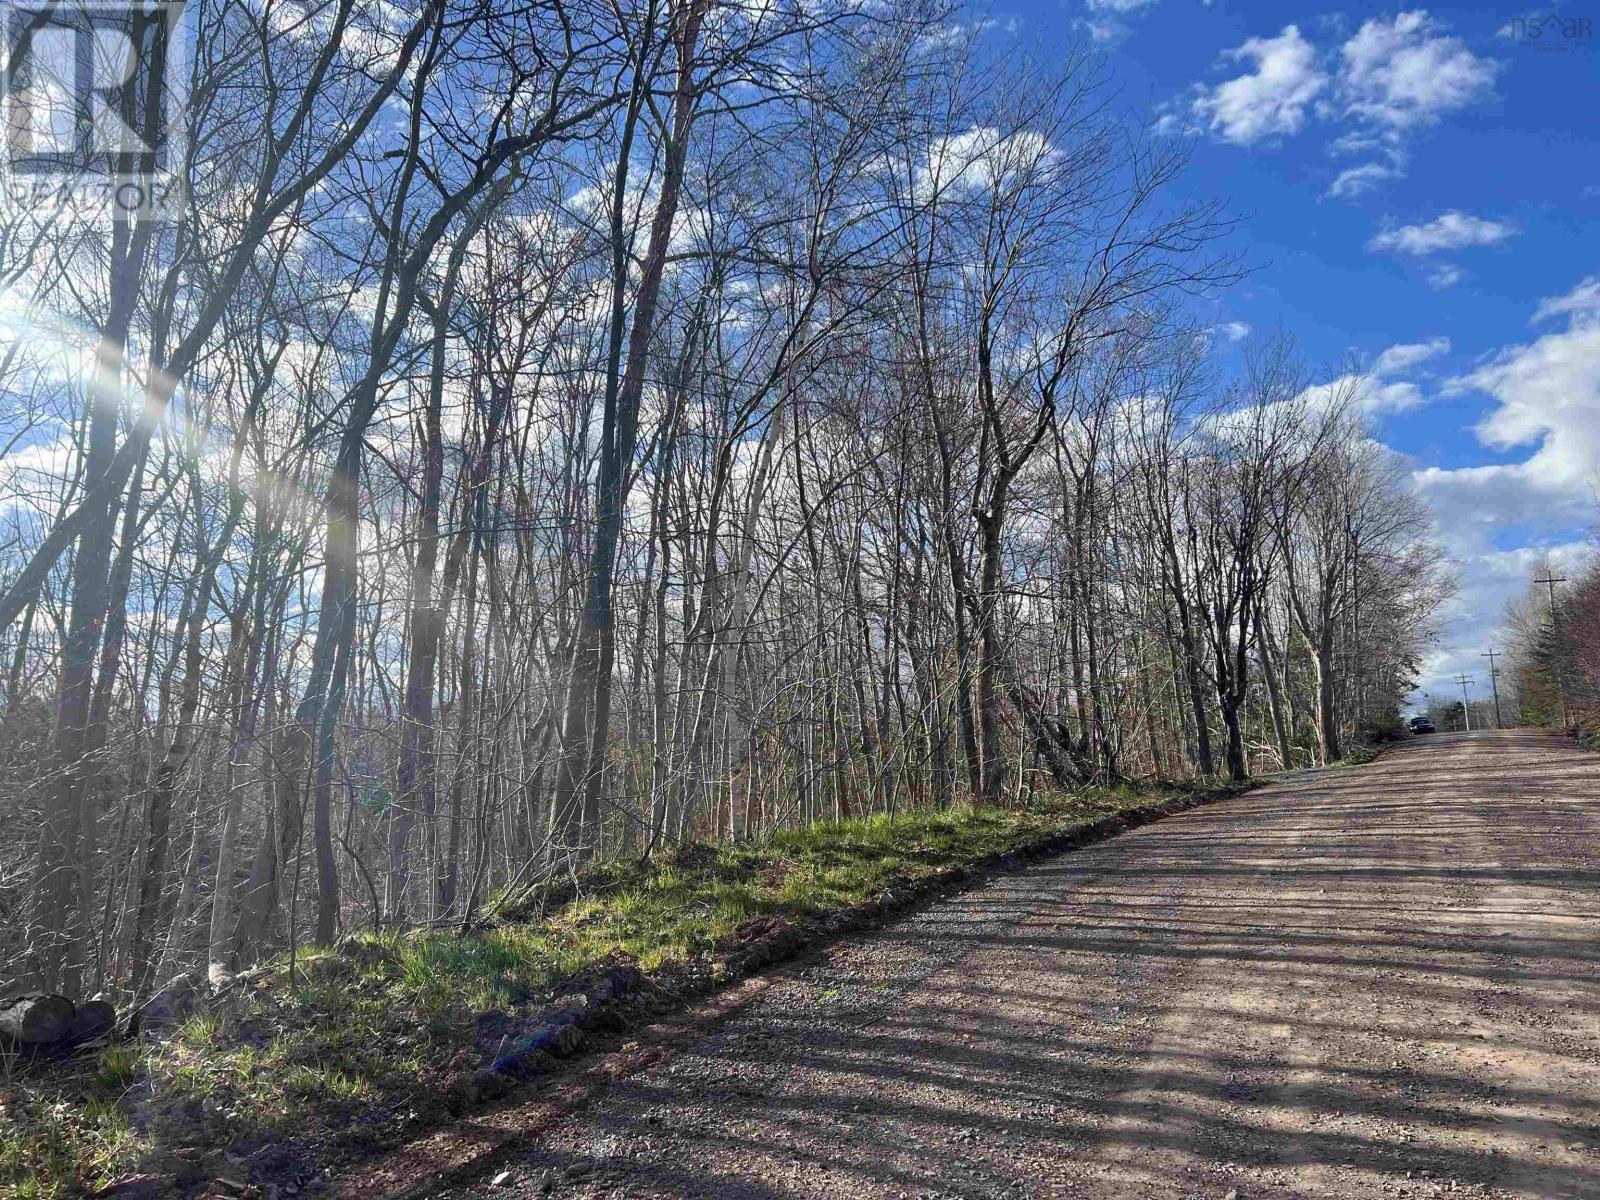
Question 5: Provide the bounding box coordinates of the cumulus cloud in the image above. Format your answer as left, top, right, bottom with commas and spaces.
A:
1404, 277, 1600, 698
1368, 211, 1514, 255
1374, 336, 1450, 375
1292, 350, 1436, 419
898, 127, 1058, 205
1191, 26, 1327, 145
1339, 10, 1499, 130
1409, 275, 1600, 576
1297, 375, 1424, 417
1361, 379, 1427, 414
1466, 283, 1600, 479
1283, 339, 1447, 429
1218, 320, 1252, 342
1189, 12, 1497, 200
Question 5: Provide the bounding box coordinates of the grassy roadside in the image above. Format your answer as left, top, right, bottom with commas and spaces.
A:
1325, 745, 1380, 769
2, 781, 1241, 1199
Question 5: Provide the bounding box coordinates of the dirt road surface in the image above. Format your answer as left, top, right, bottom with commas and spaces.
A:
442, 729, 1600, 1199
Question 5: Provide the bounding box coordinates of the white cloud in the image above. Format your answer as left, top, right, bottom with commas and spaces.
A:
1376, 297, 1593, 712
1409, 275, 1600, 587
1533, 275, 1600, 325
1078, 16, 1128, 44
1415, 540, 1590, 706
1299, 375, 1425, 417
1078, 0, 1158, 42
0, 435, 77, 509
914, 19, 998, 53
1369, 211, 1514, 255
1427, 264, 1466, 289
1374, 336, 1450, 376
1339, 10, 1499, 130
1286, 340, 1449, 429
1362, 379, 1427, 414
1191, 25, 1327, 145
1327, 129, 1387, 157
1327, 160, 1400, 199
1406, 277, 1597, 694
918, 127, 1057, 197
1189, 12, 1496, 201
1466, 288, 1600, 485
1218, 320, 1251, 342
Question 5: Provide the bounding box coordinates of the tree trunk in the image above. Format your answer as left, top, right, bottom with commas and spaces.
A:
388, 295, 452, 918
294, 460, 362, 945
1313, 630, 1342, 763
1220, 697, 1247, 782
1255, 599, 1293, 771
974, 509, 1007, 806
30, 280, 141, 992
1165, 546, 1215, 777
553, 0, 707, 856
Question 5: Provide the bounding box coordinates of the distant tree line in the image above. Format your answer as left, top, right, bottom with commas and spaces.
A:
0, 0, 1451, 1001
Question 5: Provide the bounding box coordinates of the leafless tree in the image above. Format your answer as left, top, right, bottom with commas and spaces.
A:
0, 1, 1452, 997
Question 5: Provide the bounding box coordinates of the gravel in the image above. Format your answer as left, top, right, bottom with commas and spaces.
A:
428, 729, 1600, 1199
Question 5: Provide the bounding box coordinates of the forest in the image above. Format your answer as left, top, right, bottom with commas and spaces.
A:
0, 0, 1453, 1007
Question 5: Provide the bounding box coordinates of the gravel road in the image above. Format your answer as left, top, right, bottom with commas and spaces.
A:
442, 729, 1600, 1199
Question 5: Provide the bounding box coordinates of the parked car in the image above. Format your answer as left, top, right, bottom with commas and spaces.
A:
1408, 715, 1436, 734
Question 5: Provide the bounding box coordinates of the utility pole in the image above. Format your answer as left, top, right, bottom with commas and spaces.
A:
1454, 673, 1474, 732
1481, 648, 1503, 729
1533, 573, 1570, 727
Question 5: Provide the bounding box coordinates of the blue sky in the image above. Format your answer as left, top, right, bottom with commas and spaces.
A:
996, 1, 1599, 702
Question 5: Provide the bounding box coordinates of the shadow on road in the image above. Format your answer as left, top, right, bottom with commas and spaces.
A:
439, 729, 1600, 1199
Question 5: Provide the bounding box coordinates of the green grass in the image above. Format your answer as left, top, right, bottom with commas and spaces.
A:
1327, 745, 1380, 768
1, 1046, 148, 1200
5, 783, 1208, 1197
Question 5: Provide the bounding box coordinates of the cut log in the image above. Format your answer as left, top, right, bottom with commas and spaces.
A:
0, 993, 76, 1045
67, 998, 117, 1043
